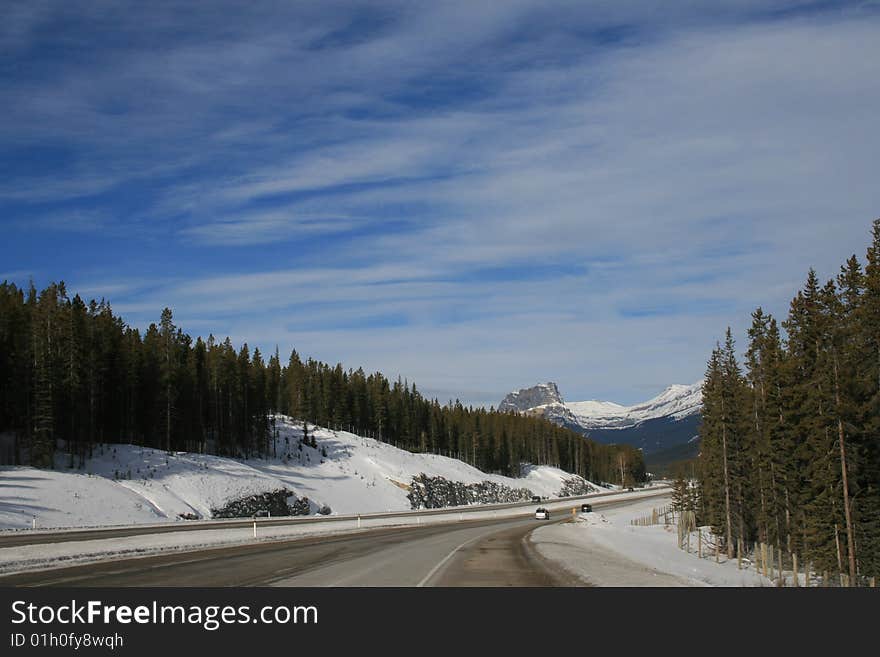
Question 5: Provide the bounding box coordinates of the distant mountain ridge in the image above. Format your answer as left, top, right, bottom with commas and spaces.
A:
498, 382, 702, 454
567, 382, 702, 429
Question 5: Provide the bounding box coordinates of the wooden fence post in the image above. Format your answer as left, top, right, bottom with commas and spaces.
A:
792, 553, 798, 587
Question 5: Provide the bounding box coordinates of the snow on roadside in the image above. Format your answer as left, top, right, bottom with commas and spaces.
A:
0, 467, 167, 529
0, 490, 666, 577
533, 496, 772, 587
1, 416, 600, 530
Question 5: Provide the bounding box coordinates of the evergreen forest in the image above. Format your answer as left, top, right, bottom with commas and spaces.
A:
697, 219, 880, 583
0, 282, 645, 486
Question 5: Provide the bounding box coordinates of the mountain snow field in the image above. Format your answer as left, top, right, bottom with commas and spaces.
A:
0, 416, 598, 531
567, 382, 702, 428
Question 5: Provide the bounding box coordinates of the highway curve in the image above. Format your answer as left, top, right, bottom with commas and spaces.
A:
0, 496, 660, 587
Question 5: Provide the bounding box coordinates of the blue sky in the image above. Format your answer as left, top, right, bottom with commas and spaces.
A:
2, 1, 879, 406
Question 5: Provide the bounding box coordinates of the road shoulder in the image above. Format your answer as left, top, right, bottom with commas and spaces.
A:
530, 521, 696, 587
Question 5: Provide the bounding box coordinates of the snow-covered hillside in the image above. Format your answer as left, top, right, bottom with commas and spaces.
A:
0, 417, 596, 530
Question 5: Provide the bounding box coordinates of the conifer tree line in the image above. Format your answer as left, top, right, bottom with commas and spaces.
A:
698, 219, 880, 583
0, 281, 644, 485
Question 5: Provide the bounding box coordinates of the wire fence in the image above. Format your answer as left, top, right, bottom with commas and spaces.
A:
627, 505, 877, 588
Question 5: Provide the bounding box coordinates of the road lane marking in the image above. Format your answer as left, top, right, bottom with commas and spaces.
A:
417, 533, 488, 587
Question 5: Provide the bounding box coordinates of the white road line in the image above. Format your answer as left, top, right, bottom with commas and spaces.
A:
417, 533, 485, 587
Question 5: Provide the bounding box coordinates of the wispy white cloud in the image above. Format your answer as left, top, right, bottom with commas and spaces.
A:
181, 211, 362, 246
3, 2, 879, 404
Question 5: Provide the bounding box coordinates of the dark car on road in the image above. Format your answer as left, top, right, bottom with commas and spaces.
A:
580, 503, 592, 513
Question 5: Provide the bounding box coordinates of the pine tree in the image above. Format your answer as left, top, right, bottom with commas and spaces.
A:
745, 308, 771, 545
30, 283, 59, 467
856, 219, 880, 578
159, 308, 176, 453
193, 336, 208, 453
699, 330, 750, 557
721, 328, 750, 556
826, 268, 861, 580
698, 345, 726, 538
671, 475, 688, 515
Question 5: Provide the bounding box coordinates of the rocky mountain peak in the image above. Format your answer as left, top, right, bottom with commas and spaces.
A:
498, 382, 565, 413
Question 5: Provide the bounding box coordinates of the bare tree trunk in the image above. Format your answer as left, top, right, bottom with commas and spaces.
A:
834, 523, 843, 575
721, 396, 734, 559
754, 380, 769, 543
769, 462, 782, 559
756, 464, 767, 543
832, 355, 857, 581
784, 488, 792, 554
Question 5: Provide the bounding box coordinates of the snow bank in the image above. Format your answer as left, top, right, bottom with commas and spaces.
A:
0, 467, 167, 529
532, 496, 772, 587
0, 417, 598, 530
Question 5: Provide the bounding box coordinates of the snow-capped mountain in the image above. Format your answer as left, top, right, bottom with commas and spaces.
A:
499, 382, 702, 454
567, 382, 702, 429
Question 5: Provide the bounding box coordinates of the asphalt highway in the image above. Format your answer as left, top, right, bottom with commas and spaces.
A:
0, 495, 608, 548
0, 496, 662, 586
